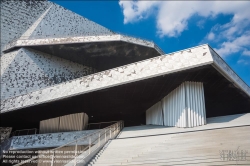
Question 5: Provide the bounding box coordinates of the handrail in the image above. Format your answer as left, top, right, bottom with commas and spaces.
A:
10, 128, 37, 137
87, 121, 119, 125
14, 120, 124, 166
53, 120, 120, 151
87, 121, 118, 129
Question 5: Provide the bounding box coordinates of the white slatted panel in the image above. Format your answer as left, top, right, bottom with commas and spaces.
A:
39, 112, 89, 133
146, 102, 163, 125
83, 113, 89, 130
185, 82, 206, 127
39, 117, 59, 134
59, 113, 84, 132
146, 81, 206, 128
163, 83, 186, 127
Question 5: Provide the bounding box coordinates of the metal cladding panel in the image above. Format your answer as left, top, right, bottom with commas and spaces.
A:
0, 0, 51, 53
0, 48, 96, 100
39, 113, 89, 134
146, 102, 163, 125
209, 47, 250, 97
147, 81, 206, 128
39, 117, 59, 134
24, 2, 115, 40
59, 113, 88, 132
184, 82, 206, 127
10, 129, 97, 150
83, 113, 89, 130
1, 0, 115, 52
1, 44, 214, 113
163, 83, 186, 127
0, 127, 12, 143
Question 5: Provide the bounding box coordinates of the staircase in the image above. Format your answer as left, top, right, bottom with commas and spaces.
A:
8, 121, 123, 166
88, 126, 250, 166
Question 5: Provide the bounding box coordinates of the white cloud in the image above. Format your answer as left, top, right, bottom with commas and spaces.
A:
119, 1, 160, 24
207, 32, 215, 40
237, 59, 249, 65
214, 31, 250, 57
197, 20, 205, 29
243, 50, 250, 56
119, 1, 250, 37
119, 1, 250, 57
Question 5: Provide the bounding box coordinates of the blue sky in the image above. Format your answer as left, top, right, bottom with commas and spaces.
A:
51, 1, 250, 86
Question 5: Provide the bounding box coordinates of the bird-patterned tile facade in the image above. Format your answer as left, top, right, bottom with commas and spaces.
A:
1, 45, 217, 113
1, 48, 97, 100
27, 3, 115, 40
9, 129, 98, 150
1, 0, 249, 116
0, 0, 51, 53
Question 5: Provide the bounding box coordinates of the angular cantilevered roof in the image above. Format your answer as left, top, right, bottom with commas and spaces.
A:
3, 34, 164, 55
2, 1, 115, 48
2, 1, 164, 55
1, 44, 249, 113
2, 0, 164, 77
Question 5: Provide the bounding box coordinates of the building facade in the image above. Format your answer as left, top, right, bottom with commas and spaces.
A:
1, 0, 250, 165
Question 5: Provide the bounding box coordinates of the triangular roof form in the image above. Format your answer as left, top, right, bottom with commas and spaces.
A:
1, 44, 249, 113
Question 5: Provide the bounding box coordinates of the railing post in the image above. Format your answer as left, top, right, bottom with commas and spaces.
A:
74, 140, 77, 166
99, 133, 100, 147
89, 137, 91, 154
105, 129, 106, 142
110, 127, 111, 139
51, 150, 55, 166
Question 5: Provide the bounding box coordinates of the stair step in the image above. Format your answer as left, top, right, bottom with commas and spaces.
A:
90, 126, 250, 166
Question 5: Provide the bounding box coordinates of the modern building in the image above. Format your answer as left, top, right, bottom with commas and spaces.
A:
1, 0, 250, 166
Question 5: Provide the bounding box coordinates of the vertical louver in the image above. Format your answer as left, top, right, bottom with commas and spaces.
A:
146, 82, 206, 128
39, 117, 59, 134
39, 112, 88, 134
146, 102, 163, 125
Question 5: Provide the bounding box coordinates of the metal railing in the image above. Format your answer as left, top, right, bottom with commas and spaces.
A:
10, 128, 38, 137
14, 120, 124, 166
87, 121, 119, 130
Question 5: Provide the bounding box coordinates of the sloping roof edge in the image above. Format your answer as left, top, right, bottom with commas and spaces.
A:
1, 44, 214, 113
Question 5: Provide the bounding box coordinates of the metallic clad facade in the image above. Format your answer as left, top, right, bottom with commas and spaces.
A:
0, 0, 51, 53
1, 48, 96, 100
1, 45, 214, 113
